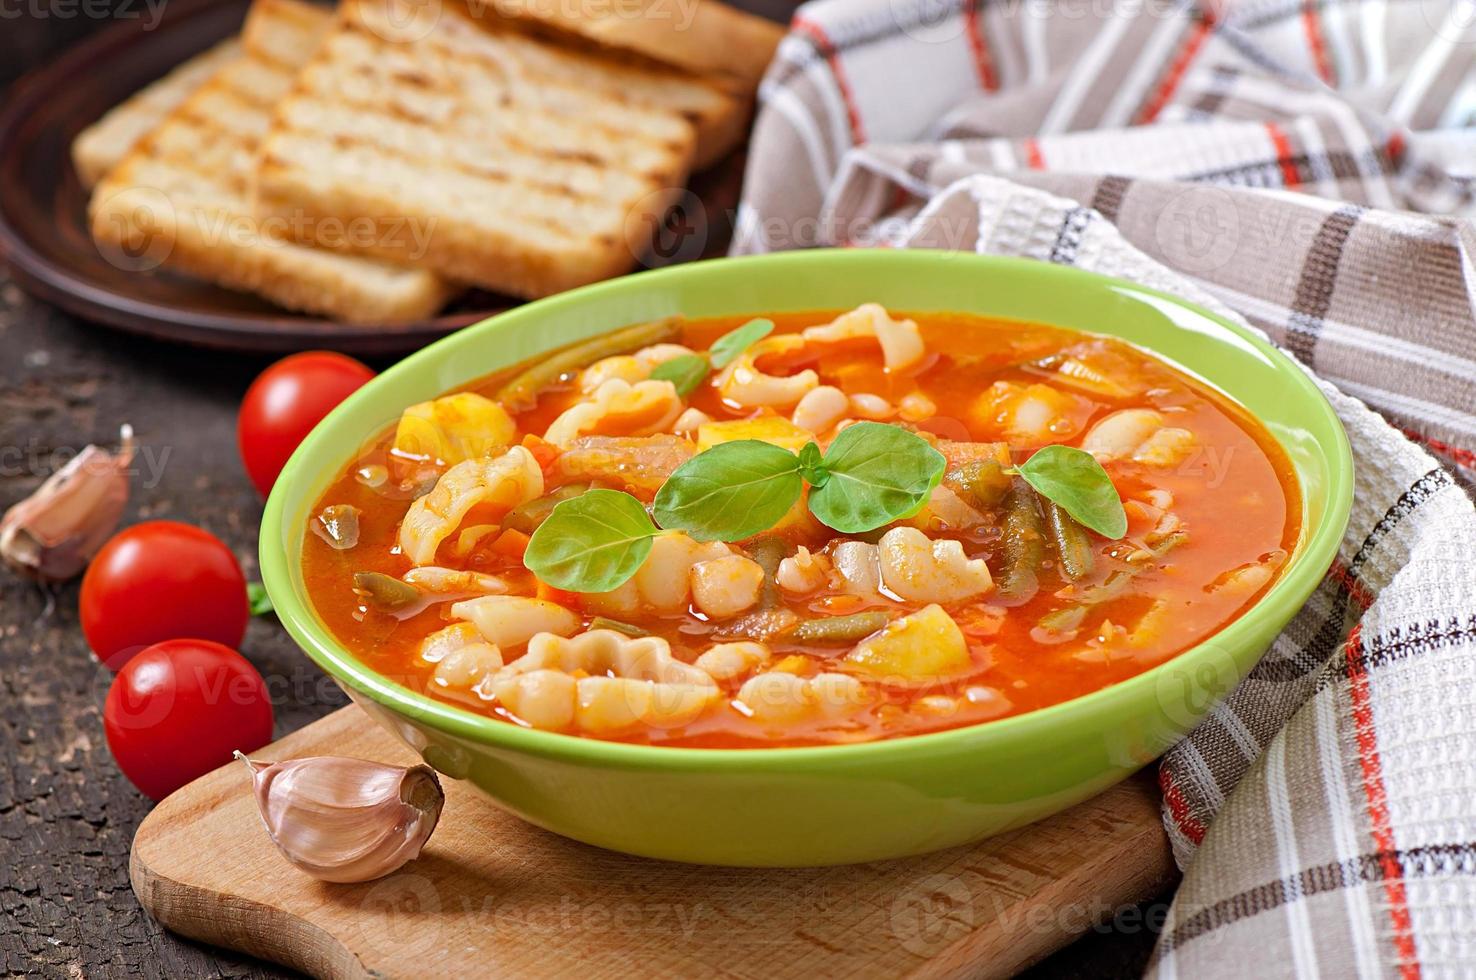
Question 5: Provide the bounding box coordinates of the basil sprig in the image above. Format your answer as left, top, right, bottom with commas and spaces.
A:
648, 354, 710, 396
807, 423, 947, 532
708, 318, 773, 368
643, 318, 775, 398
523, 420, 1128, 594
522, 489, 660, 592
652, 440, 804, 541
656, 421, 945, 540
1017, 445, 1127, 538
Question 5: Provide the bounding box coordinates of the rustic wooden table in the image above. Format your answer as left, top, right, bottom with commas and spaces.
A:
0, 16, 1170, 979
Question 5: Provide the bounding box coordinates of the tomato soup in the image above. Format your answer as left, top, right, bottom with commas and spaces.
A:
302, 307, 1299, 747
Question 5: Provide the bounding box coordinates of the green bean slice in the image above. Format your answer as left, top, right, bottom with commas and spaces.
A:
945, 457, 1012, 511
1037, 605, 1088, 633
1045, 500, 1094, 581
996, 479, 1045, 601
353, 571, 422, 613
494, 317, 684, 411
747, 535, 792, 610
788, 611, 890, 645
501, 483, 592, 535
589, 616, 652, 637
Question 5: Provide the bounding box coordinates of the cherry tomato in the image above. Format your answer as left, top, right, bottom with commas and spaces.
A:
81, 521, 248, 671
238, 351, 374, 496
105, 639, 274, 801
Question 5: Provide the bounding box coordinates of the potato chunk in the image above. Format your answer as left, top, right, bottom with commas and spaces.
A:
844, 604, 971, 685
697, 416, 814, 452
393, 392, 515, 466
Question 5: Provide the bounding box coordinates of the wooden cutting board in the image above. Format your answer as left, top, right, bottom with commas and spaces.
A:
130, 706, 1177, 979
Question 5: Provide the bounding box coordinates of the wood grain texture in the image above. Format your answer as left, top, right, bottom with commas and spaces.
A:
131, 706, 1178, 979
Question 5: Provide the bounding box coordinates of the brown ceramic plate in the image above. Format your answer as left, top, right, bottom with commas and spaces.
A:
0, 0, 754, 354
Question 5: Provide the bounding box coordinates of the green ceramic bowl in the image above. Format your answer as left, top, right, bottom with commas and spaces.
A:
261, 250, 1352, 866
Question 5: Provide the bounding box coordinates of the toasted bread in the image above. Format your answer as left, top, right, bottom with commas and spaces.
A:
89, 0, 454, 323
416, 0, 749, 169
255, 0, 705, 299
71, 38, 242, 188
466, 0, 782, 96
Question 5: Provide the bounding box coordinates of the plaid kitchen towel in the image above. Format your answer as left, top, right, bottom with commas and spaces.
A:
734, 1, 1476, 974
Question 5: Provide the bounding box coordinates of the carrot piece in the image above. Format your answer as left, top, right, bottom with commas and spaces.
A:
536, 580, 579, 607
520, 434, 562, 471
769, 654, 812, 676
489, 528, 531, 560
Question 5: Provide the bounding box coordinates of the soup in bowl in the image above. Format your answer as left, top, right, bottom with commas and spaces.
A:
261, 251, 1351, 865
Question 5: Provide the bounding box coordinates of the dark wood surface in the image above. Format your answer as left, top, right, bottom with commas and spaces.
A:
0, 13, 1171, 979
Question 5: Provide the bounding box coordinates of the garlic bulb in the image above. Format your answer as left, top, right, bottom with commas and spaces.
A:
0, 424, 135, 581
237, 753, 444, 883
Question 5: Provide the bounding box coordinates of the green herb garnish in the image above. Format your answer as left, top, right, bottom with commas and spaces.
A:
657, 422, 944, 540
644, 319, 773, 398
1016, 445, 1127, 539
653, 440, 804, 542
797, 440, 828, 487
649, 354, 710, 397
707, 318, 774, 368
247, 582, 274, 617
806, 422, 946, 533
521, 413, 1127, 594
523, 489, 659, 592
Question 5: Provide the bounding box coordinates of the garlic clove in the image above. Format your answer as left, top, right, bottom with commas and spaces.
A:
0, 424, 135, 582
237, 753, 444, 884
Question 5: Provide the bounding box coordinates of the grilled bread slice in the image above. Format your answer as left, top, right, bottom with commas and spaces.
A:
88, 0, 453, 323
466, 0, 782, 97
255, 0, 715, 299
72, 38, 242, 188
459, 0, 774, 169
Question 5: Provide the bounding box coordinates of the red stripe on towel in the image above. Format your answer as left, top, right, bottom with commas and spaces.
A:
1265, 122, 1301, 188
963, 0, 999, 91
1345, 625, 1422, 978
793, 17, 867, 146
1137, 13, 1217, 124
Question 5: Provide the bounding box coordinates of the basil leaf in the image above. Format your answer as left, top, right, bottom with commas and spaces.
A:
708, 318, 774, 369
247, 582, 274, 617
653, 440, 803, 541
649, 354, 710, 397
808, 422, 946, 533
524, 489, 659, 591
797, 441, 828, 488
1016, 445, 1127, 539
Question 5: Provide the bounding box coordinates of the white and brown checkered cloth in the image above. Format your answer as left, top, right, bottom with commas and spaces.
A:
734, 0, 1476, 974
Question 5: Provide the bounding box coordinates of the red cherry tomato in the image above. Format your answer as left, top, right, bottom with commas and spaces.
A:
105, 639, 274, 801
238, 351, 374, 496
81, 521, 248, 671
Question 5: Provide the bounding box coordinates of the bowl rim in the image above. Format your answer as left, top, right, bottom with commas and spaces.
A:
261, 250, 1354, 769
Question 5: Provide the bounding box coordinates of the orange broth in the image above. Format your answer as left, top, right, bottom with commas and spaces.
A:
302, 311, 1300, 747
